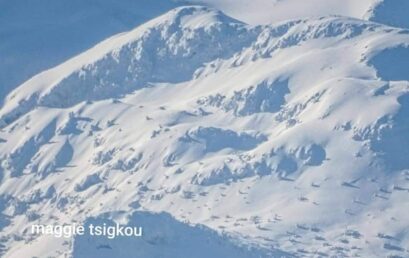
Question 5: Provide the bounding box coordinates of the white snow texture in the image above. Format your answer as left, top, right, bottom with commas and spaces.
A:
0, 1, 409, 257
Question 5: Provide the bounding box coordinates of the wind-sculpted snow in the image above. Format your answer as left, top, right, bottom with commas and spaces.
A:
0, 6, 257, 126
0, 0, 184, 105
197, 79, 290, 116
354, 93, 409, 171
161, 126, 266, 169
182, 126, 267, 152
0, 0, 382, 106
74, 173, 102, 192
248, 17, 381, 59
1, 5, 409, 258
0, 14, 387, 128
35, 138, 74, 178
38, 10, 253, 109
190, 143, 327, 186
3, 119, 57, 178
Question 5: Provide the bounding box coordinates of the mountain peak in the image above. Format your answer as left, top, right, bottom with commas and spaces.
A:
163, 5, 245, 28
0, 6, 254, 127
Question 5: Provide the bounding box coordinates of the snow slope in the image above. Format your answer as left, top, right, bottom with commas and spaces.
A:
0, 0, 386, 104
1, 3, 409, 258
192, 0, 379, 25
0, 0, 183, 105
72, 211, 290, 258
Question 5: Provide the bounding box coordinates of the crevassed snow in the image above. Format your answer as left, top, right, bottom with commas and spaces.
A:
1, 3, 409, 258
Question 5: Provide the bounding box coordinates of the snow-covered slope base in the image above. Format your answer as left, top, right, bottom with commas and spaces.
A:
73, 211, 290, 258
1, 5, 409, 258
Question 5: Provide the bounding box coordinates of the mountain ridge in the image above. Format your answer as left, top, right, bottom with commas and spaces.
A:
1, 3, 409, 258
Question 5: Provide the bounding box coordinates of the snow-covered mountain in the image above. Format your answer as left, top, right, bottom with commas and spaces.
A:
0, 0, 184, 105
1, 1, 409, 258
0, 0, 394, 104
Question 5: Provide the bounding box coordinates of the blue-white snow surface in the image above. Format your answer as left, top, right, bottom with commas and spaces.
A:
1, 1, 409, 258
